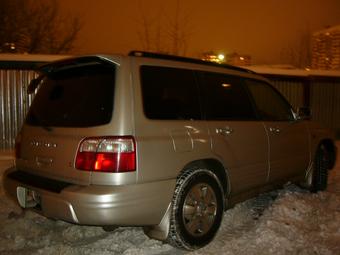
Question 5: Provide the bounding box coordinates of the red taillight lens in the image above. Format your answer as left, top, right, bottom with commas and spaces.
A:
75, 151, 96, 170
75, 136, 136, 173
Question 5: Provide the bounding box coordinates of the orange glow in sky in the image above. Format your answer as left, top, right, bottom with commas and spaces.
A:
59, 0, 340, 65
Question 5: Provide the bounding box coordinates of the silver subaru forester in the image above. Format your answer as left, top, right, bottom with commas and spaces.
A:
3, 51, 337, 250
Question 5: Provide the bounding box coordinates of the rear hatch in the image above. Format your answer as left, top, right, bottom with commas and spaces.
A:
16, 57, 116, 185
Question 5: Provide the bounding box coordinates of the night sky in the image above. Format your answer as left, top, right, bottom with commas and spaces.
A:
59, 0, 340, 65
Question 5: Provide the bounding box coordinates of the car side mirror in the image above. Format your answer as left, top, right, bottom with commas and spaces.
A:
297, 107, 311, 120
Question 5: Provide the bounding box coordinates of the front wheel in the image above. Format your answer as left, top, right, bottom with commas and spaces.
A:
167, 169, 224, 250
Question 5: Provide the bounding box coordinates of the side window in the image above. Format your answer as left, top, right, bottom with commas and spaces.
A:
197, 72, 256, 120
245, 79, 294, 121
140, 66, 201, 120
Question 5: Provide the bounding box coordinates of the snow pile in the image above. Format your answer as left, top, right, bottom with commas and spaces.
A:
195, 187, 340, 255
0, 155, 339, 254
1, 182, 339, 254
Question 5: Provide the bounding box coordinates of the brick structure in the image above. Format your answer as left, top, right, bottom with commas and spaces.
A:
312, 25, 340, 70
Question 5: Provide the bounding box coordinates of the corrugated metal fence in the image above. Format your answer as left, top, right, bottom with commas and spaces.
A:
269, 76, 340, 137
0, 69, 37, 149
0, 54, 66, 150
1, 56, 340, 149
270, 79, 305, 109
310, 81, 340, 133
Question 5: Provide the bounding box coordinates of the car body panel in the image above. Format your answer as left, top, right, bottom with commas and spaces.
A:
3, 53, 336, 235
16, 56, 138, 187
265, 120, 310, 182
207, 121, 269, 195
4, 167, 176, 226
131, 57, 212, 183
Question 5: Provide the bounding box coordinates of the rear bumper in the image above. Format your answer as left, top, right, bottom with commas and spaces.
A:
3, 168, 176, 226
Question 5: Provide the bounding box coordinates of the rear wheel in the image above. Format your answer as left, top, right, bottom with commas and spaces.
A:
310, 144, 329, 192
167, 169, 224, 250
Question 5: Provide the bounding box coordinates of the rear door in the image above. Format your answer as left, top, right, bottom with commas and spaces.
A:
17, 57, 117, 185
197, 71, 269, 195
245, 79, 310, 182
132, 62, 211, 183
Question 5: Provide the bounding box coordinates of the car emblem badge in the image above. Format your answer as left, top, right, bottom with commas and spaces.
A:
30, 140, 57, 148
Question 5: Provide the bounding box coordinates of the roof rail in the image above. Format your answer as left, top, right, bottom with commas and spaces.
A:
128, 50, 254, 74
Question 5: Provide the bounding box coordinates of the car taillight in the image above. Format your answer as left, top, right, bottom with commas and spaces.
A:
75, 136, 136, 173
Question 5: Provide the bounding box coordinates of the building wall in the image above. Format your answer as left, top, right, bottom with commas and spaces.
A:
312, 25, 340, 70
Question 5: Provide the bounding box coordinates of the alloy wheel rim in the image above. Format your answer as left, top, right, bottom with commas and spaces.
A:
182, 183, 217, 237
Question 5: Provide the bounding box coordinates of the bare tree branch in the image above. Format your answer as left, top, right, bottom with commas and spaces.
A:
0, 0, 82, 54
136, 0, 192, 56
280, 26, 312, 68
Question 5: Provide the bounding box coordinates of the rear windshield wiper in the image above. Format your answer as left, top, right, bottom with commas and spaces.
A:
27, 74, 45, 94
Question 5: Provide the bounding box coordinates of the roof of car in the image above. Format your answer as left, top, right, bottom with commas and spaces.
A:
128, 50, 255, 74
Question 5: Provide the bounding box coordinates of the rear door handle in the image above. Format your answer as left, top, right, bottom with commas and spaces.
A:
216, 127, 234, 135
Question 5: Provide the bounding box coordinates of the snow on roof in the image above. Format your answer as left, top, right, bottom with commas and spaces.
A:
247, 65, 340, 78
0, 53, 70, 62
1, 54, 340, 78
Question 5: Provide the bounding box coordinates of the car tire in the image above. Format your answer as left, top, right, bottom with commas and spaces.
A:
311, 144, 329, 192
167, 169, 224, 250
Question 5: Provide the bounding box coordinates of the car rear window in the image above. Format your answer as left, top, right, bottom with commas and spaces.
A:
26, 62, 115, 127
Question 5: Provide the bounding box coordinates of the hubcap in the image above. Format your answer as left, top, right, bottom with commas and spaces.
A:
182, 183, 217, 237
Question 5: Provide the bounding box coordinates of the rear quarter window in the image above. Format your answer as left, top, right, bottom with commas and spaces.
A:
140, 66, 201, 120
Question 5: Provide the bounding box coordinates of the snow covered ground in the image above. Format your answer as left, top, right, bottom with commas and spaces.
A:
0, 143, 339, 255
